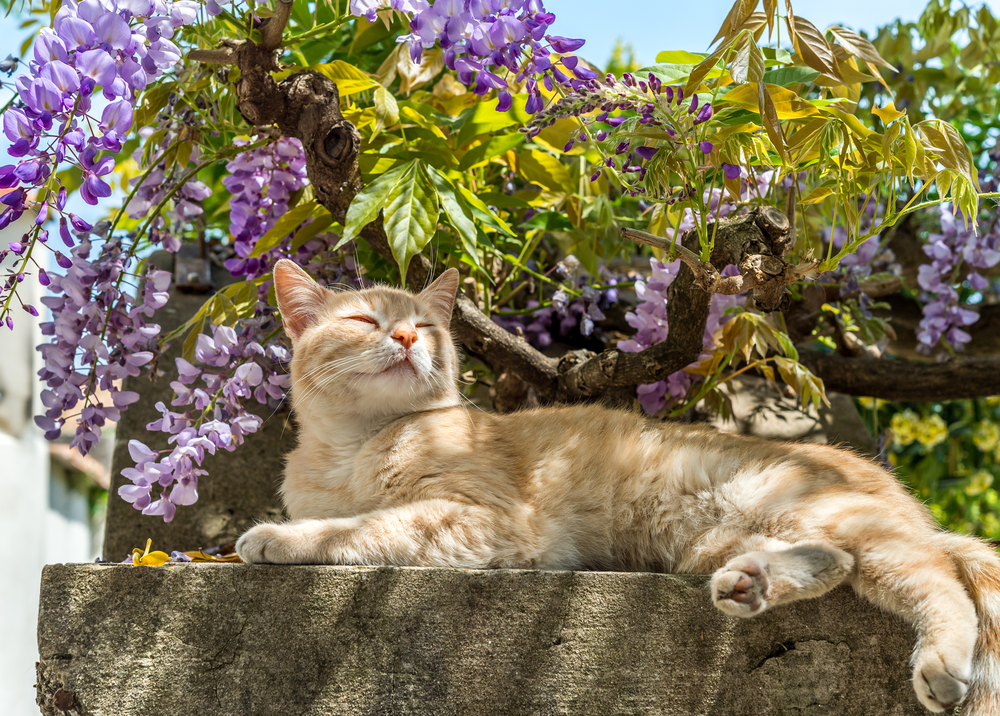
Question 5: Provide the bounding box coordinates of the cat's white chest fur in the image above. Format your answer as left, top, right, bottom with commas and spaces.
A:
280, 419, 384, 520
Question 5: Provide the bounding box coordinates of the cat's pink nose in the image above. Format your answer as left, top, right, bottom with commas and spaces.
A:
392, 324, 418, 349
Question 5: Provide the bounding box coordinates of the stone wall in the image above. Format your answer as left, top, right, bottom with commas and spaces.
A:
37, 563, 925, 716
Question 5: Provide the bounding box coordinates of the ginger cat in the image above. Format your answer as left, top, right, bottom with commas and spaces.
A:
237, 259, 1000, 715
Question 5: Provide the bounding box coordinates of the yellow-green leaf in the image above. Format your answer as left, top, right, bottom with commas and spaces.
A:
799, 186, 834, 204
719, 82, 818, 119
248, 200, 320, 258
372, 86, 399, 139
518, 149, 574, 195
872, 102, 906, 126
654, 50, 705, 64
280, 61, 379, 97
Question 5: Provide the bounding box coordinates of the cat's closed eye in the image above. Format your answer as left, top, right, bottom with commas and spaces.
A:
346, 315, 379, 327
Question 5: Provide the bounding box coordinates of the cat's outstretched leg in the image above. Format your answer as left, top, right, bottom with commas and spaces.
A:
711, 540, 854, 617
236, 499, 525, 568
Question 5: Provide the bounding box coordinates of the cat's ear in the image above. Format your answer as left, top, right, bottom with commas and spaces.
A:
419, 268, 459, 324
273, 259, 327, 341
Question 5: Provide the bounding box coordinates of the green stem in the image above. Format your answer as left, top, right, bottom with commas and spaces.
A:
107, 138, 185, 238
283, 16, 350, 45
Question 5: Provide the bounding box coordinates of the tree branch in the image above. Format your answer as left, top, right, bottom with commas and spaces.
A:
259, 0, 294, 50
799, 349, 1000, 400
622, 208, 818, 313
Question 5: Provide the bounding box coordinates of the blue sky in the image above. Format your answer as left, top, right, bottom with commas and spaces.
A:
545, 0, 1000, 67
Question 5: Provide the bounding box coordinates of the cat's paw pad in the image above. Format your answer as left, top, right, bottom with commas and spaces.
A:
236, 523, 299, 564
914, 659, 970, 713
711, 557, 769, 617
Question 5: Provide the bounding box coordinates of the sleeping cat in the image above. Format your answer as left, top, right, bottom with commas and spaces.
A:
237, 258, 1000, 715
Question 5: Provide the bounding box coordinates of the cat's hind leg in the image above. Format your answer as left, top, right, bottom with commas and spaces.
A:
711, 540, 854, 617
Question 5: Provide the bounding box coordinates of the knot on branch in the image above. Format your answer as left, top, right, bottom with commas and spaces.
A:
621, 208, 816, 313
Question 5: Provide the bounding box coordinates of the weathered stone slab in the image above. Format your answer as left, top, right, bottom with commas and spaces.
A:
37, 564, 923, 715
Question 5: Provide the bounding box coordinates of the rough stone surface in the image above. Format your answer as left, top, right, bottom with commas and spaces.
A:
37, 563, 924, 716
103, 253, 291, 561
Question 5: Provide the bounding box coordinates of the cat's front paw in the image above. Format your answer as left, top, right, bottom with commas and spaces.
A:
236, 523, 307, 564
711, 555, 770, 617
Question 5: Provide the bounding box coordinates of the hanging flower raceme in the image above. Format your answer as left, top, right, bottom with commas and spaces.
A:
33, 234, 170, 456
915, 203, 1000, 352
125, 123, 214, 253
118, 310, 290, 522
349, 0, 590, 113
0, 0, 200, 330
222, 137, 314, 280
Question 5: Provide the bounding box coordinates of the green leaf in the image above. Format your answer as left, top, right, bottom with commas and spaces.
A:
290, 213, 335, 251
456, 95, 530, 146
426, 166, 481, 267
636, 64, 697, 87
383, 162, 440, 284
916, 119, 981, 190
762, 66, 819, 87
476, 192, 532, 208
458, 133, 526, 171
457, 186, 515, 236
756, 82, 786, 161
248, 200, 319, 258
520, 211, 575, 231
182, 315, 206, 363
372, 86, 399, 139
210, 293, 240, 327
231, 281, 259, 319
654, 50, 706, 64
338, 162, 411, 248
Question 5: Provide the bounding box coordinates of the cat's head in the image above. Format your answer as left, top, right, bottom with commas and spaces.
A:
272, 259, 461, 420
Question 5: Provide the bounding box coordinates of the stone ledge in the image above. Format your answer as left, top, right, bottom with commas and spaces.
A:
36, 564, 924, 715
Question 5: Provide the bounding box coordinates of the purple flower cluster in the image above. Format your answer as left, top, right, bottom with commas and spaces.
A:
33, 235, 170, 455
350, 0, 590, 112
618, 257, 743, 414
0, 0, 199, 328
491, 259, 620, 347
125, 125, 213, 252
119, 311, 290, 522
915, 203, 1000, 352
222, 137, 313, 279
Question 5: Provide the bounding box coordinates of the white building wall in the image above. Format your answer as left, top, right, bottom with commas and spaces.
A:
0, 217, 98, 716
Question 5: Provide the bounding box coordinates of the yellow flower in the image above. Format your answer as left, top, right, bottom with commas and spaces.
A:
985, 396, 1000, 407
914, 413, 948, 449
858, 397, 884, 409
966, 470, 995, 496
973, 421, 1000, 453
983, 512, 1000, 538
131, 539, 171, 567
890, 410, 919, 448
